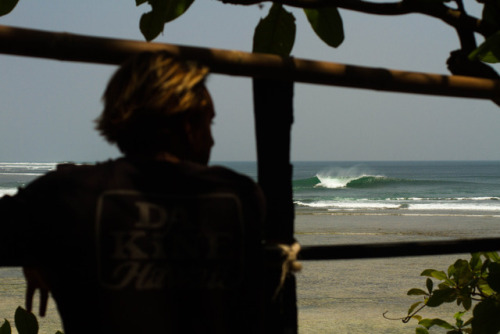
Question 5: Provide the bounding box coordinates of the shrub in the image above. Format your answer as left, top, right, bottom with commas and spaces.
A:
405, 252, 500, 334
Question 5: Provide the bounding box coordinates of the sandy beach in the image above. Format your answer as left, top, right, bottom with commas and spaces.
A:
295, 212, 500, 333
0, 212, 498, 333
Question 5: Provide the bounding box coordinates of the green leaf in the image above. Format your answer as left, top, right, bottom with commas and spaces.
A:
0, 0, 18, 16
303, 7, 344, 48
453, 312, 464, 328
472, 298, 500, 334
426, 278, 433, 293
454, 311, 464, 327
408, 301, 422, 315
482, 0, 500, 30
453, 259, 473, 286
14, 307, 38, 334
252, 4, 296, 56
482, 258, 492, 276
469, 31, 500, 64
408, 288, 428, 296
460, 293, 472, 310
487, 262, 500, 292
433, 319, 455, 330
478, 280, 495, 297
426, 288, 457, 307
417, 318, 434, 329
412, 315, 423, 322
484, 252, 500, 262
462, 316, 473, 327
416, 327, 429, 334
421, 269, 437, 276
438, 282, 453, 290
418, 318, 454, 330
421, 269, 448, 281
139, 0, 195, 41
470, 253, 482, 271
448, 264, 456, 278
0, 319, 11, 334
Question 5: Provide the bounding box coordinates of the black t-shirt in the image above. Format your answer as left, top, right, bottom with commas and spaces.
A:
0, 158, 265, 334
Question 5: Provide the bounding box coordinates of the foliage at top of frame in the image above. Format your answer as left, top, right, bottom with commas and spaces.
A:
1, 0, 499, 63
0, 0, 18, 16
137, 0, 194, 41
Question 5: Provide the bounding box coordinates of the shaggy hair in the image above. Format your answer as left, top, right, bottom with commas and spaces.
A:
96, 52, 210, 154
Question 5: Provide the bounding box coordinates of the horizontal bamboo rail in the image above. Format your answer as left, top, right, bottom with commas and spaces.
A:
1, 25, 500, 100
299, 237, 500, 260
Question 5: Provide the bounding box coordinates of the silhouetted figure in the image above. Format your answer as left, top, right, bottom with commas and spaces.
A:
0, 52, 265, 334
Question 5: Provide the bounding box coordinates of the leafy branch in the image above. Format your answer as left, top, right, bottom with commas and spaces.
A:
1, 0, 500, 67
142, 0, 500, 68
399, 252, 500, 334
219, 0, 498, 38
219, 0, 500, 67
0, 306, 63, 334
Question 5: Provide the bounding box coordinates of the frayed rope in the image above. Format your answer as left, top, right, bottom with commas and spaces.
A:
267, 241, 302, 300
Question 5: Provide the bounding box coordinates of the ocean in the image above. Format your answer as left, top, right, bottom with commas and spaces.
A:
291, 161, 500, 215
0, 160, 499, 333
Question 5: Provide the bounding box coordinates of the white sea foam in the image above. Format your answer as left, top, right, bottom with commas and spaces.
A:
0, 162, 56, 170
314, 175, 358, 189
315, 165, 384, 189
0, 173, 43, 176
397, 196, 500, 201
458, 197, 500, 201
295, 200, 402, 210
295, 199, 500, 212
0, 188, 18, 197
408, 202, 500, 211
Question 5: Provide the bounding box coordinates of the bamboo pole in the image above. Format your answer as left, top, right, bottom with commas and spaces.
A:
1, 25, 500, 100
253, 78, 296, 333
299, 237, 500, 260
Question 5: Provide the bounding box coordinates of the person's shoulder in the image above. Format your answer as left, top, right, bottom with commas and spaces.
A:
52, 162, 93, 175
202, 164, 264, 202
179, 162, 259, 192
24, 159, 127, 190
201, 164, 256, 185
51, 158, 130, 177
55, 159, 124, 172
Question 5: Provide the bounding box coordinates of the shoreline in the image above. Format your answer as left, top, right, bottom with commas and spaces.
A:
295, 207, 500, 217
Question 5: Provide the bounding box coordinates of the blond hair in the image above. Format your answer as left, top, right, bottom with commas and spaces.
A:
96, 52, 210, 154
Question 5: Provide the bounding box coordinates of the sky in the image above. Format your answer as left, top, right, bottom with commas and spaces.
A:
0, 0, 499, 162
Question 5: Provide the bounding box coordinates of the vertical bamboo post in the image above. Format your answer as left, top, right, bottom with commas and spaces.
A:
253, 78, 297, 333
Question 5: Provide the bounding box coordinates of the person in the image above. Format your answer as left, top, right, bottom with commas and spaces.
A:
0, 52, 265, 333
